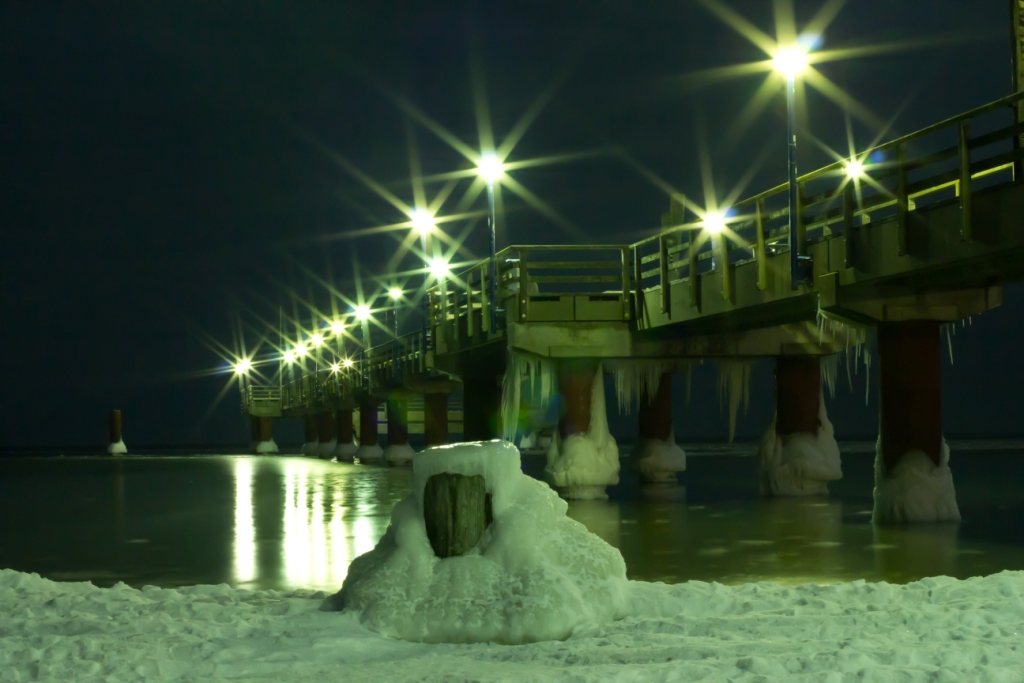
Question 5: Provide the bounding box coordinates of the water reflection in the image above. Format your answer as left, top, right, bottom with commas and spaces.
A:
232, 459, 256, 585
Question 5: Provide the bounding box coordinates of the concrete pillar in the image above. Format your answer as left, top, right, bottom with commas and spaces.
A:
250, 417, 260, 448
424, 393, 449, 447
254, 417, 278, 454
317, 411, 336, 459
383, 393, 415, 465
463, 355, 504, 441
758, 355, 840, 496
631, 373, 686, 483
354, 399, 384, 462
302, 414, 319, 455
874, 320, 959, 522
334, 408, 357, 461
108, 409, 126, 454
775, 356, 821, 437
545, 360, 620, 499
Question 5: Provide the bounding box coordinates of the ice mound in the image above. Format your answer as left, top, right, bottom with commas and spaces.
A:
354, 444, 383, 463
545, 364, 620, 499
255, 438, 278, 454
323, 440, 630, 644
301, 441, 319, 456
334, 440, 358, 462
316, 438, 336, 459
107, 439, 127, 455
630, 428, 686, 483
873, 438, 961, 523
383, 443, 416, 466
758, 394, 842, 496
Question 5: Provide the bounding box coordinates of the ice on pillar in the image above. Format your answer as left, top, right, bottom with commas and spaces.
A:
256, 417, 278, 454
301, 414, 319, 456
333, 409, 358, 462
354, 403, 384, 462
759, 356, 841, 496
322, 440, 629, 644
545, 361, 620, 500
629, 373, 686, 483
108, 409, 127, 455
383, 394, 415, 466
872, 321, 960, 523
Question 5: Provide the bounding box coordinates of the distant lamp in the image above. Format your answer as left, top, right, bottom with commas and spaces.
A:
844, 159, 866, 180
294, 343, 307, 357
310, 333, 324, 347
428, 257, 451, 279
342, 358, 354, 368
703, 211, 728, 235
355, 305, 371, 321
388, 287, 403, 300
283, 350, 296, 364
330, 362, 340, 373
477, 153, 504, 183
773, 46, 809, 78
233, 359, 252, 375
330, 321, 345, 335
410, 210, 435, 236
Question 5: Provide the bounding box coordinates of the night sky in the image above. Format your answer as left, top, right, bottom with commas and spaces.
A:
1, 1, 1020, 450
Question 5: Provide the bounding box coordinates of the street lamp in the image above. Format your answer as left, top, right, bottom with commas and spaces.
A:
477, 152, 505, 331
233, 358, 252, 375
330, 321, 345, 335
844, 159, 865, 180
342, 358, 354, 368
773, 43, 811, 289
410, 209, 435, 236
428, 257, 450, 279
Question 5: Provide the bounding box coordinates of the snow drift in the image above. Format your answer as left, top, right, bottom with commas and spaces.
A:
758, 393, 842, 496
382, 443, 416, 466
315, 438, 336, 459
255, 438, 279, 454
323, 440, 630, 644
544, 364, 620, 500
107, 439, 127, 455
630, 428, 686, 483
873, 438, 961, 523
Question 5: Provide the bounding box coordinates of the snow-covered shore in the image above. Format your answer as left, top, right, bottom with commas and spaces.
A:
3, 567, 1024, 682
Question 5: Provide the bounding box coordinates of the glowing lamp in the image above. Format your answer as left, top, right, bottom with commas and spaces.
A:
310, 333, 324, 347
283, 351, 296, 364
477, 153, 504, 183
294, 343, 307, 357
330, 362, 340, 373
703, 212, 728, 234
233, 359, 252, 375
410, 210, 435, 236
428, 257, 451, 279
388, 287, 403, 300
330, 321, 345, 335
844, 159, 865, 180
355, 305, 371, 321
342, 358, 354, 368
773, 46, 809, 78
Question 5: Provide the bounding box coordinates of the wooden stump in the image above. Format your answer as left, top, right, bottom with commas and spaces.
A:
423, 473, 492, 558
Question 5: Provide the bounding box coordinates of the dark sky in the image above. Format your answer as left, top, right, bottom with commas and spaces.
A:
1, 1, 1019, 449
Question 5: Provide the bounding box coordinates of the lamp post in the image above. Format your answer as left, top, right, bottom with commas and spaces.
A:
478, 153, 504, 331
773, 45, 810, 289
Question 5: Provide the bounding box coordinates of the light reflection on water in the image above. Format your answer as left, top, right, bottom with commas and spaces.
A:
1, 453, 1023, 591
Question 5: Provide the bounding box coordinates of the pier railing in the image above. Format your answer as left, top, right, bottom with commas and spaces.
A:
632, 89, 1024, 316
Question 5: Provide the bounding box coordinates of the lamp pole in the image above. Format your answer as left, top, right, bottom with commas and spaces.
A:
486, 178, 498, 332
786, 72, 800, 289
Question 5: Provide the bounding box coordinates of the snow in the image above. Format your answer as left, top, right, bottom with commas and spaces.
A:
333, 439, 358, 462
301, 441, 318, 456
315, 438, 337, 459
354, 444, 384, 463
5, 567, 1024, 681
873, 438, 962, 523
255, 438, 279, 454
545, 364, 620, 500
382, 443, 416, 466
630, 428, 686, 483
758, 392, 843, 496
323, 440, 630, 644
107, 439, 127, 455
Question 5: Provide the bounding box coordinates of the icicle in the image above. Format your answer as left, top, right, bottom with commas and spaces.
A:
945, 324, 954, 365
714, 360, 752, 444
820, 354, 839, 399
501, 350, 558, 442
605, 359, 697, 414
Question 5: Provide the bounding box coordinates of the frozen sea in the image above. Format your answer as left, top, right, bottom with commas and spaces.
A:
2, 443, 1024, 681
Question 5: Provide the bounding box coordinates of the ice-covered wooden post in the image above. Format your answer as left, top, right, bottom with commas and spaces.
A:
422, 473, 492, 558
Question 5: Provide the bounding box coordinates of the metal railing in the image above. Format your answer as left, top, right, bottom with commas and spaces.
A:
633, 90, 1024, 315
243, 386, 281, 411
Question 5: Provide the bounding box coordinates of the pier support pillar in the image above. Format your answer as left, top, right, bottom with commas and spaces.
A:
631, 373, 686, 483
255, 417, 278, 454
302, 414, 319, 456
334, 408, 357, 462
874, 320, 959, 522
316, 411, 336, 459
758, 355, 841, 496
463, 353, 504, 441
384, 392, 415, 465
355, 399, 384, 462
108, 409, 127, 455
424, 392, 449, 447
545, 360, 620, 500
249, 417, 260, 451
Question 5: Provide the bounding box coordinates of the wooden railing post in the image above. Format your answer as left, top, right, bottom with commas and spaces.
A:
756, 198, 767, 291
897, 143, 908, 256
843, 183, 855, 269
620, 246, 631, 321
632, 245, 643, 323
480, 264, 490, 333
466, 270, 475, 337
718, 230, 731, 302
659, 213, 673, 316
959, 119, 973, 242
